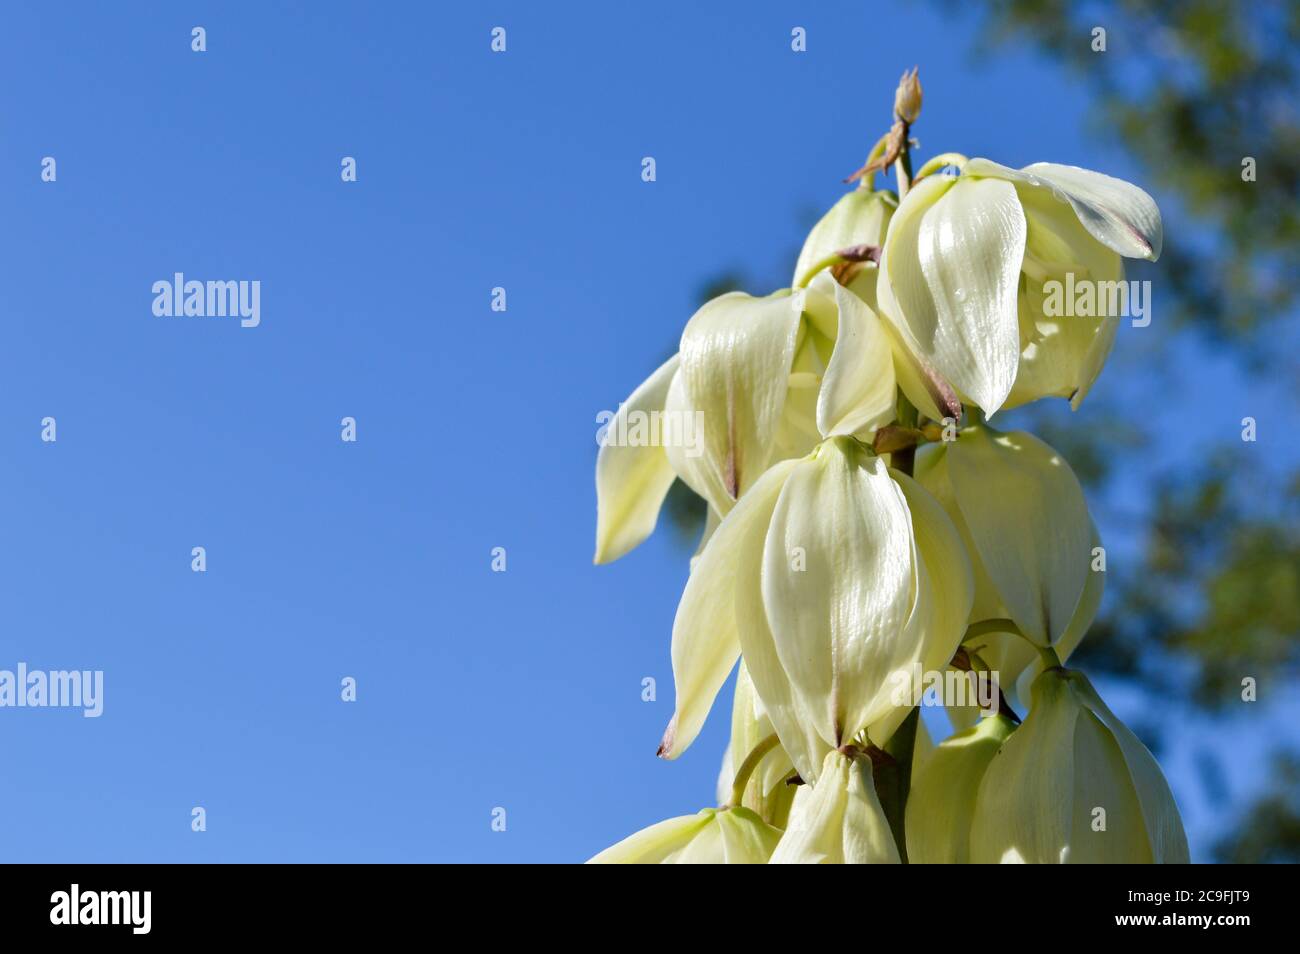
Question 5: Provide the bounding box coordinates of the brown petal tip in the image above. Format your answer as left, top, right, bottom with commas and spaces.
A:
656, 716, 678, 759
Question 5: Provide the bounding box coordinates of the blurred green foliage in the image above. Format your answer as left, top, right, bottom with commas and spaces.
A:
963, 0, 1300, 345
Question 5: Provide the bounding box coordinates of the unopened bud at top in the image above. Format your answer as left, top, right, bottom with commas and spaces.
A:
894, 67, 922, 124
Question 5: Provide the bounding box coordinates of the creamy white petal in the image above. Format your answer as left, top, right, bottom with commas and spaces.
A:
594, 355, 681, 564
907, 714, 1015, 863
1067, 705, 1153, 863
1006, 182, 1127, 410
867, 468, 975, 744
689, 504, 721, 575
715, 807, 785, 863
734, 469, 832, 784
1068, 673, 1190, 863
893, 468, 975, 670
1012, 519, 1106, 701
658, 459, 801, 760
760, 440, 916, 754
770, 750, 899, 864
769, 321, 827, 464
882, 175, 1025, 416
947, 426, 1092, 647
667, 291, 803, 515
970, 670, 1081, 863
1024, 161, 1162, 261
806, 273, 898, 439
971, 668, 1187, 864
587, 811, 714, 864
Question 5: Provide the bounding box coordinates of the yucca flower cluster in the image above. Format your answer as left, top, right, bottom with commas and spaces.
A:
591, 71, 1188, 864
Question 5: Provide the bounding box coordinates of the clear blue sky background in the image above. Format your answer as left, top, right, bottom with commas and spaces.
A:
1, 2, 1291, 862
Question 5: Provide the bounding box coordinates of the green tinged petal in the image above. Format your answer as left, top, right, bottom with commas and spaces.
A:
867, 468, 975, 744
970, 670, 1082, 863
970, 668, 1189, 863
587, 811, 715, 864
1067, 672, 1191, 863
907, 714, 1016, 863
946, 425, 1092, 647
588, 807, 782, 864
593, 354, 680, 564
716, 806, 785, 863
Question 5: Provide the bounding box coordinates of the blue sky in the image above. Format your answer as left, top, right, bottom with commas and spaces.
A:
0, 2, 1288, 862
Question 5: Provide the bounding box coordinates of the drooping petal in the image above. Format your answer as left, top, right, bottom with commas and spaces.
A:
967, 158, 1162, 261
715, 807, 785, 863
970, 670, 1082, 863
971, 667, 1187, 864
735, 470, 832, 783
594, 354, 681, 564
1067, 672, 1190, 863
587, 811, 715, 864
1010, 519, 1105, 702
907, 714, 1016, 863
892, 467, 975, 672
946, 425, 1092, 647
879, 311, 962, 424
657, 459, 800, 760
804, 273, 898, 439
588, 806, 782, 864
880, 174, 1026, 416
1006, 181, 1127, 410
760, 439, 917, 756
770, 750, 900, 864
866, 468, 975, 743
666, 290, 803, 515
1067, 706, 1154, 863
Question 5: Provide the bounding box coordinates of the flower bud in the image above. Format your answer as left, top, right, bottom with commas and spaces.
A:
905, 713, 1016, 863
587, 806, 783, 864
893, 67, 922, 124
770, 749, 899, 864
969, 668, 1189, 863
